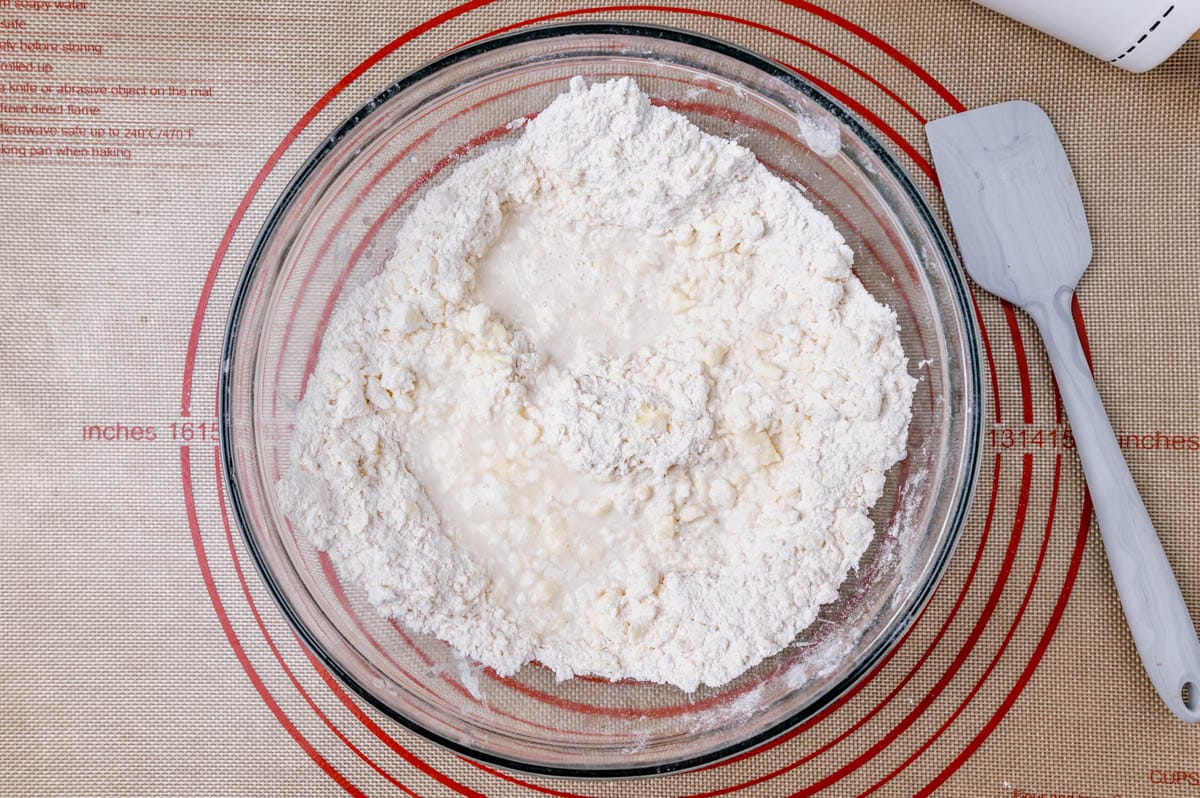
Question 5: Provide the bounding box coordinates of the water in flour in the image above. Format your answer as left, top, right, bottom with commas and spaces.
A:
278, 77, 916, 691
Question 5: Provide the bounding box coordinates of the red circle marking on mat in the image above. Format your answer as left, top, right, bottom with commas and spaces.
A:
178, 0, 1095, 794
199, 10, 1007, 796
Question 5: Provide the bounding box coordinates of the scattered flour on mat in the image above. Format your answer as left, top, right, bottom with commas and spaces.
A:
278, 77, 915, 692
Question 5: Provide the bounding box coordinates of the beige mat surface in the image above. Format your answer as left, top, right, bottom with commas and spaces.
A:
2, 1, 1198, 795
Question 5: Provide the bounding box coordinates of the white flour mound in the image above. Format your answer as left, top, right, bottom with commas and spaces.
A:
278, 77, 916, 692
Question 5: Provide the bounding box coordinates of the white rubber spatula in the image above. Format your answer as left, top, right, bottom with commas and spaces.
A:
926, 100, 1200, 722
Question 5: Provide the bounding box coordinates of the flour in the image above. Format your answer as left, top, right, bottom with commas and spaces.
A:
543, 351, 713, 478
278, 77, 916, 692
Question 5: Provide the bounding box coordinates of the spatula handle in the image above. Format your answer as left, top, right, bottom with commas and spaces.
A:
1028, 287, 1200, 722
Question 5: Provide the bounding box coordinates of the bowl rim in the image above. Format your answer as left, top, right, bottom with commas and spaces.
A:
219, 20, 985, 779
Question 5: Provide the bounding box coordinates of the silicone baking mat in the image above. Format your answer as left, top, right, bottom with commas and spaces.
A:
2, 1, 1198, 795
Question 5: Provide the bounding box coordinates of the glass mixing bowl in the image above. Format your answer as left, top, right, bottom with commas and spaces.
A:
220, 23, 983, 778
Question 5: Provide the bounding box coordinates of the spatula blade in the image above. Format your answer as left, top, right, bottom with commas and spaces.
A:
925, 100, 1092, 308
